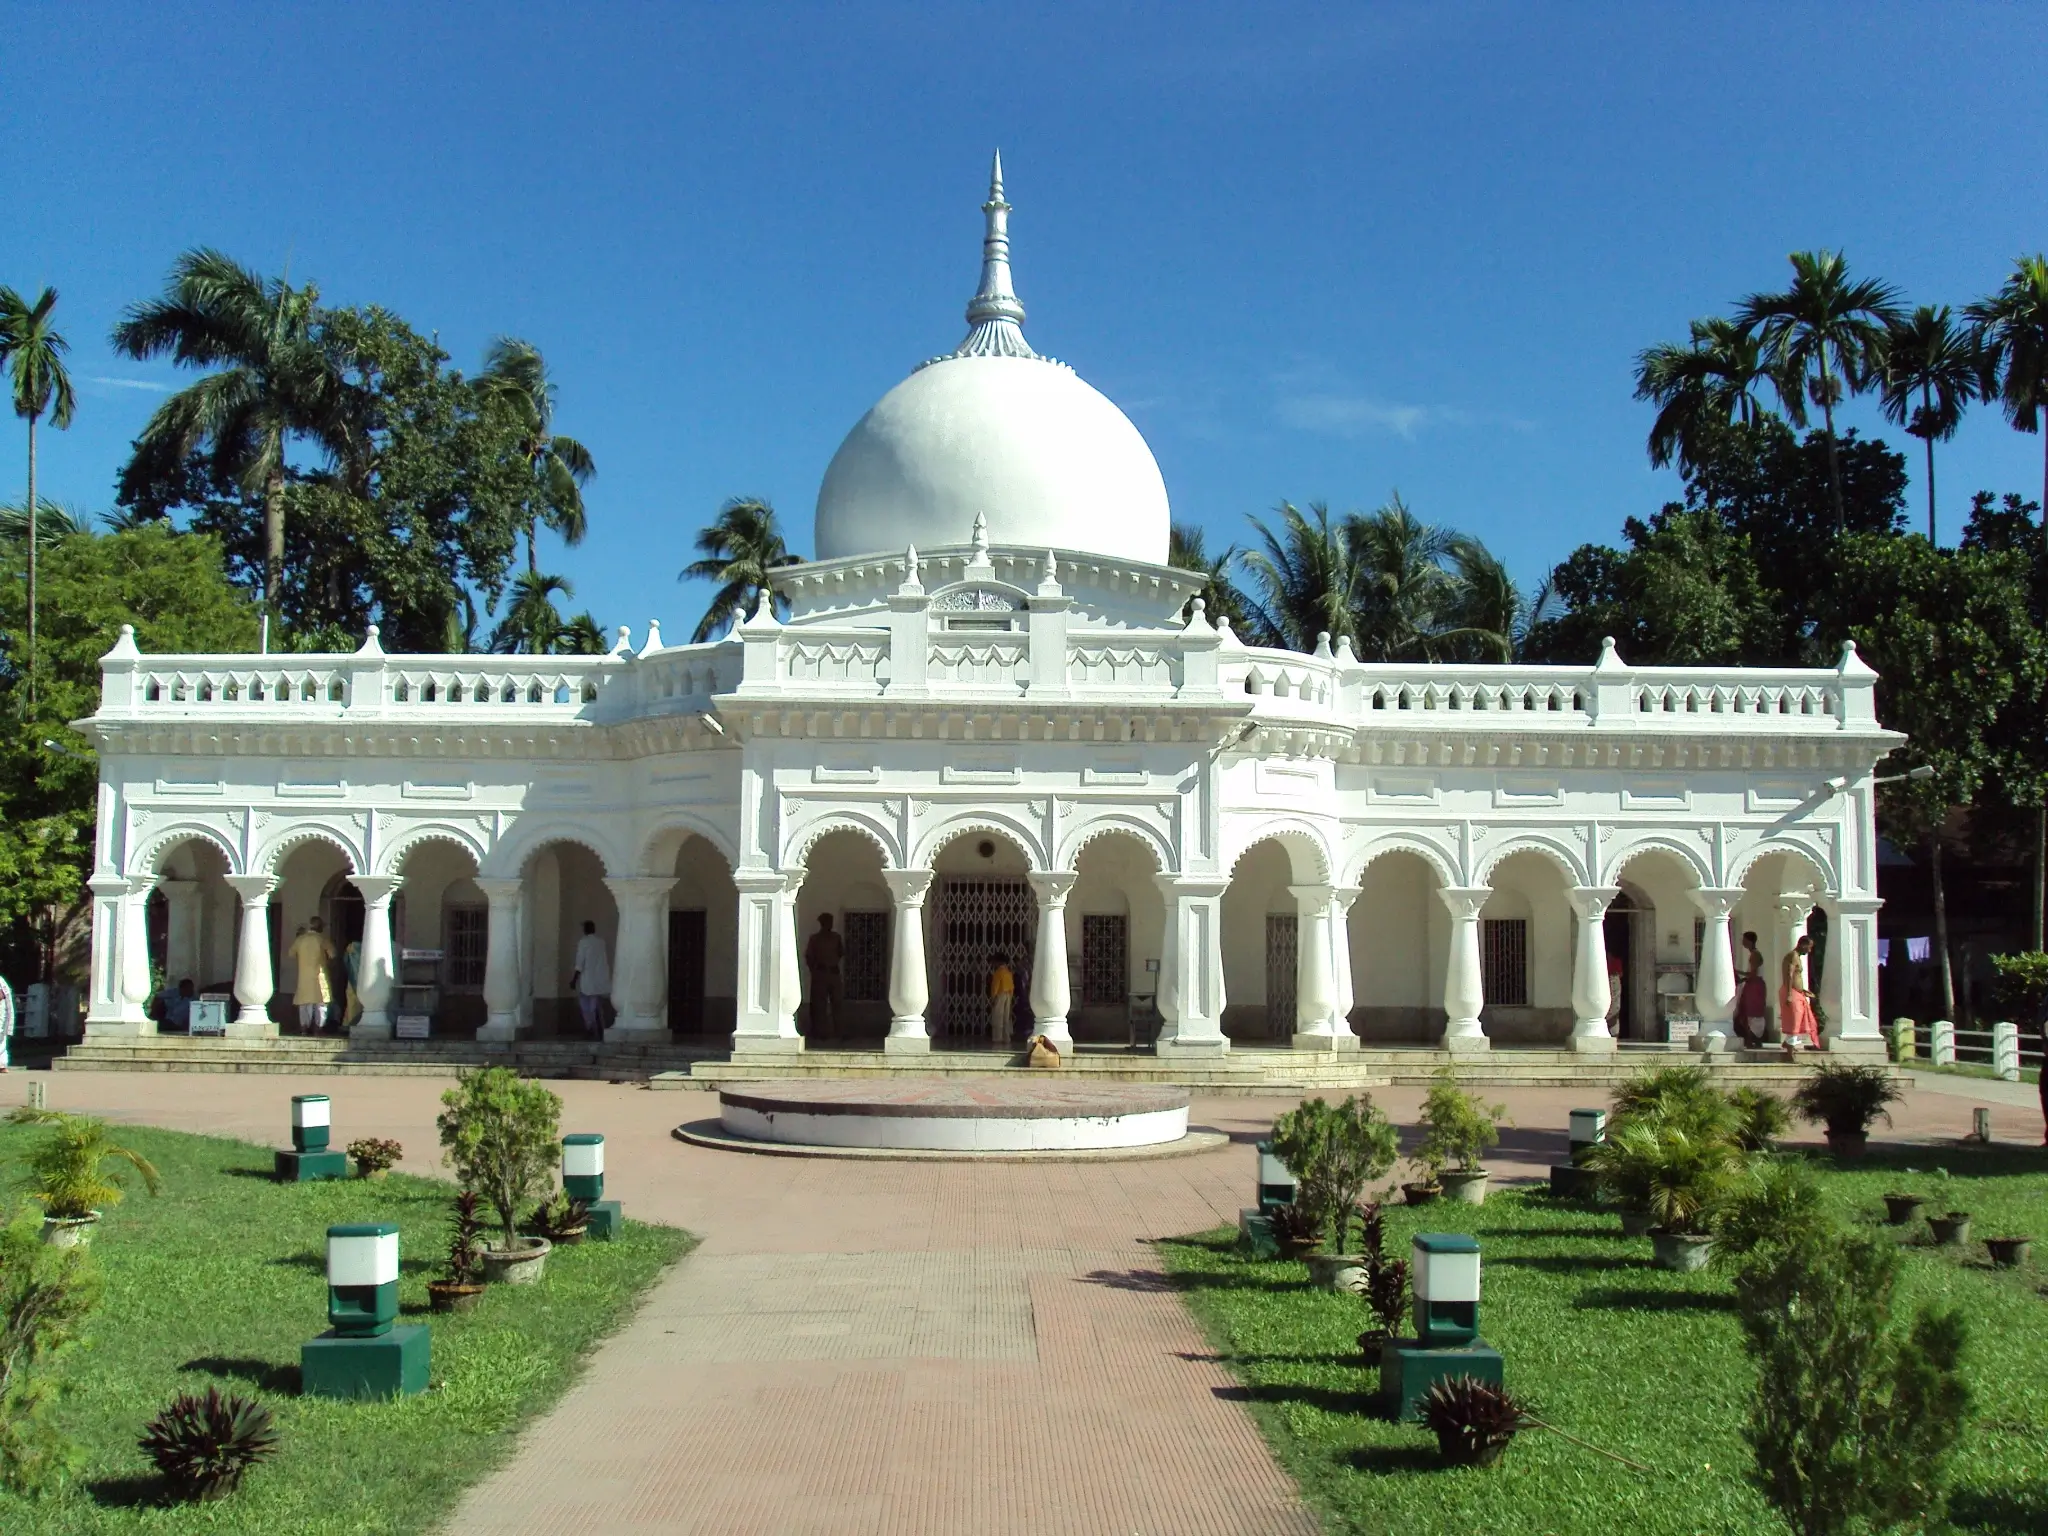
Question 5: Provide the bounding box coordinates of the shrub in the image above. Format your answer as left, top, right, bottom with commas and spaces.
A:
1355, 1201, 1410, 1338
525, 1191, 590, 1243
1269, 1095, 1400, 1252
1609, 1065, 1739, 1142
0, 1206, 102, 1492
1990, 951, 2048, 1020
1267, 1200, 1320, 1251
440, 1190, 487, 1286
1415, 1069, 1505, 1177
436, 1068, 563, 1251
1715, 1158, 1831, 1263
1790, 1062, 1902, 1138
1586, 1121, 1747, 1234
346, 1137, 404, 1175
138, 1388, 280, 1501
1418, 1375, 1529, 1466
1727, 1087, 1792, 1153
8, 1108, 162, 1220
1734, 1225, 1969, 1536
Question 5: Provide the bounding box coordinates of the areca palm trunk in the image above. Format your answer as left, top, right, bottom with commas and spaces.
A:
25, 409, 37, 697
1818, 365, 1844, 532
528, 515, 539, 576
264, 466, 285, 618
1930, 830, 1955, 1018
1922, 382, 1937, 543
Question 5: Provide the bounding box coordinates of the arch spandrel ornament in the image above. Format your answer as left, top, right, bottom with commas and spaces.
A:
379, 822, 489, 878
1346, 833, 1458, 890
1472, 833, 1588, 888
911, 809, 1047, 872
783, 812, 901, 872
1727, 835, 1837, 895
1057, 811, 1173, 872
253, 823, 363, 877
1222, 817, 1335, 883
131, 822, 242, 878
485, 819, 626, 880
1601, 833, 1712, 890
636, 813, 743, 876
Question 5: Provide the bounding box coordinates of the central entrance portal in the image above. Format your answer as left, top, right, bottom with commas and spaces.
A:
932, 877, 1036, 1042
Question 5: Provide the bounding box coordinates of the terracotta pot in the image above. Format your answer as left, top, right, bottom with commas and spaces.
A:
482, 1236, 552, 1284
1928, 1214, 1972, 1248
1276, 1233, 1320, 1260
1434, 1432, 1511, 1467
41, 1212, 100, 1249
1440, 1169, 1490, 1207
1985, 1237, 2032, 1269
1619, 1208, 1656, 1239
1824, 1130, 1868, 1156
428, 1280, 486, 1313
1651, 1230, 1714, 1273
1402, 1182, 1442, 1206
1357, 1329, 1389, 1367
1304, 1252, 1367, 1292
550, 1227, 588, 1247
1882, 1193, 1923, 1225
358, 1167, 390, 1181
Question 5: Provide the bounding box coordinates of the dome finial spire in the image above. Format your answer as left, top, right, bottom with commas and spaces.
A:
953, 149, 1039, 361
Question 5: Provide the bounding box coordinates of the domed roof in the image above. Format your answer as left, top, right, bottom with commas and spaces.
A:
813, 155, 1170, 565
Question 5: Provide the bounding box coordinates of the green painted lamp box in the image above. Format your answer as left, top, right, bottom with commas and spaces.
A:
302, 1224, 430, 1399
1255, 1139, 1297, 1211
1379, 1232, 1504, 1421
564, 1133, 623, 1240
1569, 1108, 1607, 1163
1550, 1107, 1607, 1197
275, 1094, 349, 1182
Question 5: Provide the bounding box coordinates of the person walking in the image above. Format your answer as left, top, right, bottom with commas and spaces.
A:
1734, 932, 1768, 1047
805, 913, 845, 1039
342, 939, 363, 1029
1778, 934, 1822, 1054
988, 952, 1015, 1047
288, 918, 336, 1034
571, 920, 611, 1040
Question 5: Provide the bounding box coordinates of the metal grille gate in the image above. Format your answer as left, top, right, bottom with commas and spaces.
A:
1265, 914, 1298, 1039
933, 878, 1036, 1039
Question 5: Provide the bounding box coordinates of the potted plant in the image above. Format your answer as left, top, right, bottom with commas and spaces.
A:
1790, 1062, 1902, 1156
1985, 1235, 2032, 1268
1266, 1201, 1321, 1260
138, 1387, 280, 1502
1590, 1121, 1744, 1270
8, 1107, 162, 1246
1727, 1088, 1791, 1153
436, 1067, 563, 1284
1881, 1191, 1924, 1226
428, 1190, 489, 1313
1416, 1070, 1505, 1206
1928, 1210, 1973, 1247
527, 1190, 590, 1247
1268, 1095, 1399, 1288
1353, 1202, 1410, 1365
1418, 1375, 1529, 1467
347, 1137, 404, 1180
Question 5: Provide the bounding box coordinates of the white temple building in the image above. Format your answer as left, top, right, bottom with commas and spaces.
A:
78, 157, 1897, 1067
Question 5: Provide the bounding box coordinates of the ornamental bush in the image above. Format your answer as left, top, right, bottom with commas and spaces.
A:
1414, 1069, 1505, 1177
436, 1068, 562, 1252
1269, 1095, 1400, 1252
0, 1206, 102, 1492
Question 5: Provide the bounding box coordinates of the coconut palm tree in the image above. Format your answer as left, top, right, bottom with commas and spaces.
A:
1735, 251, 1903, 531
0, 499, 88, 542
1879, 306, 1985, 544
111, 250, 349, 617
558, 612, 609, 656
1240, 502, 1359, 652
475, 338, 595, 574
491, 570, 574, 655
1967, 254, 2048, 568
1633, 316, 1775, 476
1344, 496, 1461, 660
681, 497, 801, 642
0, 286, 78, 688
1435, 537, 1522, 663
1168, 522, 1250, 630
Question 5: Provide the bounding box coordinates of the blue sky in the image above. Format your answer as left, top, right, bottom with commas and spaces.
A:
4, 3, 2044, 648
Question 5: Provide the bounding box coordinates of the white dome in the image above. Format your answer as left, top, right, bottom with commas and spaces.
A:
813, 354, 1170, 564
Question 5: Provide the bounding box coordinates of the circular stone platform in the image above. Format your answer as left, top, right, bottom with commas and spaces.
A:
711, 1079, 1192, 1153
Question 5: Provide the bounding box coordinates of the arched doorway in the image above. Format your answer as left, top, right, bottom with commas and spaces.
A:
521, 840, 618, 1038
1349, 849, 1448, 1044
927, 829, 1036, 1047
1067, 831, 1166, 1046
792, 829, 893, 1046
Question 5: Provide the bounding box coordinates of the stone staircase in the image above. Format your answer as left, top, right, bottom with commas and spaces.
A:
52, 1035, 719, 1081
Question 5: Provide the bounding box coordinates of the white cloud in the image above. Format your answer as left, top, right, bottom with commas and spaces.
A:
87, 376, 170, 393
1275, 393, 1457, 441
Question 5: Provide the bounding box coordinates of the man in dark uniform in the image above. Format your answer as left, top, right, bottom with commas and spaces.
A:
806, 913, 845, 1039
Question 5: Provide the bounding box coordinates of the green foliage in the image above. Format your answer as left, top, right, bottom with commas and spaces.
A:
681, 496, 800, 642
1267, 1095, 1400, 1252
525, 1191, 589, 1243
0, 1205, 101, 1494
1587, 1121, 1748, 1236
138, 1388, 279, 1502
1355, 1201, 1410, 1336
1168, 523, 1253, 632
475, 336, 595, 577
1727, 1087, 1792, 1153
436, 1068, 563, 1251
1715, 1158, 1832, 1263
8, 1109, 162, 1221
1991, 952, 2048, 1018
1415, 1069, 1505, 1176
1609, 1065, 1738, 1139
1418, 1375, 1530, 1464
1734, 1225, 1969, 1536
345, 1138, 403, 1175
1790, 1062, 1903, 1138
440, 1189, 487, 1286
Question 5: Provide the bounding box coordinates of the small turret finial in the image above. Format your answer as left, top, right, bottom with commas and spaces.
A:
951, 150, 1039, 361
971, 511, 990, 560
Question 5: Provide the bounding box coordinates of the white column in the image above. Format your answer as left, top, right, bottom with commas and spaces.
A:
1027, 870, 1078, 1052
605, 877, 675, 1040
882, 870, 934, 1054
1439, 886, 1491, 1054
85, 875, 156, 1036
1774, 893, 1816, 1037
776, 872, 804, 1036
158, 877, 201, 984
224, 874, 279, 1038
1818, 896, 1884, 1054
349, 875, 400, 1041
1688, 887, 1745, 1043
731, 872, 803, 1055
1289, 882, 1338, 1051
1156, 875, 1229, 1054
1328, 885, 1361, 1052
475, 876, 524, 1043
1568, 886, 1622, 1055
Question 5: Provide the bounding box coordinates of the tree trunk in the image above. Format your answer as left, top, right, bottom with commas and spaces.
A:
1930, 829, 1955, 1017
1922, 382, 1937, 543
1820, 378, 1845, 533
527, 515, 538, 576
25, 411, 37, 701
2034, 802, 2046, 953
263, 467, 285, 619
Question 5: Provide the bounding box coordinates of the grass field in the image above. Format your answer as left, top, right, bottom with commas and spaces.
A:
1162, 1145, 2048, 1536
0, 1120, 691, 1533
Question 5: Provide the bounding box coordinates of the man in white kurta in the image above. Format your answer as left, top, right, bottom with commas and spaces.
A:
571, 921, 611, 1040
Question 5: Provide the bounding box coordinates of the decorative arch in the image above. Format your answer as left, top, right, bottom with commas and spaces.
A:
379, 822, 487, 877
637, 812, 742, 875
1728, 836, 1835, 895
255, 823, 362, 877
1346, 834, 1457, 890
1057, 813, 1171, 872
1473, 834, 1587, 887
785, 812, 900, 871
1602, 834, 1711, 890
131, 823, 241, 878
485, 821, 622, 880
913, 812, 1045, 872
1224, 819, 1334, 884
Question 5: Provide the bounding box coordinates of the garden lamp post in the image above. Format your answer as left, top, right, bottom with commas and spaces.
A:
563, 1133, 623, 1240
302, 1222, 429, 1398
1255, 1139, 1297, 1211
1550, 1108, 1606, 1198
1381, 1232, 1504, 1420
1568, 1108, 1607, 1161
275, 1093, 349, 1182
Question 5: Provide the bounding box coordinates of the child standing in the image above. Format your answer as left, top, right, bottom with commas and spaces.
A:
988, 953, 1015, 1046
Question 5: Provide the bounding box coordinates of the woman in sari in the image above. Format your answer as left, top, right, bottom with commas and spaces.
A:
1734, 932, 1768, 1047
1778, 934, 1822, 1053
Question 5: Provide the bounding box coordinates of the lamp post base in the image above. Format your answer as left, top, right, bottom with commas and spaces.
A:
301, 1325, 430, 1400
585, 1200, 624, 1241
274, 1149, 350, 1183
1379, 1338, 1505, 1421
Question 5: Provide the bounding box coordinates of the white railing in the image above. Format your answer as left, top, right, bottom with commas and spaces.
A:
1902, 1018, 2043, 1080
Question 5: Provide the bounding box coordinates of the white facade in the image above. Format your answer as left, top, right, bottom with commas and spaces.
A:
76, 160, 1899, 1064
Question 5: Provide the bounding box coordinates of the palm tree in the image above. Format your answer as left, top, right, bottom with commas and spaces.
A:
0, 286, 78, 688
1735, 251, 1903, 531
112, 249, 349, 617
1967, 254, 2048, 568
1436, 537, 1521, 663
1167, 522, 1250, 629
0, 500, 88, 542
491, 570, 573, 655
1633, 316, 1774, 476
1879, 305, 1984, 543
475, 338, 595, 574
1239, 502, 1357, 652
681, 497, 801, 642
558, 612, 609, 656
1344, 496, 1461, 660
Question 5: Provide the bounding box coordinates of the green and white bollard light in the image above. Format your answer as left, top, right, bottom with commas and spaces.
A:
301, 1223, 430, 1398
1235, 1138, 1296, 1259
274, 1094, 350, 1182
564, 1133, 622, 1240
1549, 1107, 1606, 1198
1379, 1232, 1504, 1420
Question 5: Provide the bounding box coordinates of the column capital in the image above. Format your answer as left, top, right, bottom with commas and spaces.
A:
1568, 884, 1623, 919
225, 873, 279, 904
1330, 884, 1362, 913
1156, 872, 1230, 900
1688, 885, 1748, 920
882, 869, 935, 904
1828, 896, 1884, 917
349, 874, 401, 905
734, 870, 792, 896
1438, 885, 1491, 921
603, 876, 680, 905
90, 875, 135, 899
1026, 869, 1078, 904
1287, 882, 1336, 905
1775, 892, 1818, 922
473, 876, 524, 904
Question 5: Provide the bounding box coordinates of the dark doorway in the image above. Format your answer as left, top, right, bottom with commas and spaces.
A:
668, 908, 707, 1035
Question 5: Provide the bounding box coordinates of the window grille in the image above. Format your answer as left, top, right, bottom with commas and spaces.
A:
1266, 914, 1298, 1037
843, 911, 889, 1002
1080, 914, 1128, 1007
1481, 918, 1528, 1006
444, 906, 487, 990
933, 878, 1035, 1037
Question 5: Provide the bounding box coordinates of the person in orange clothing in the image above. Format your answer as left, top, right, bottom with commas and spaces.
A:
988, 953, 1015, 1047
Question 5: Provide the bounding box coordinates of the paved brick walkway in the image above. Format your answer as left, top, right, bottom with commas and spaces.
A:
1, 1067, 2037, 1533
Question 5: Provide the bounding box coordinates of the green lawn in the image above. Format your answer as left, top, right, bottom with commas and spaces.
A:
0, 1121, 692, 1533
1162, 1146, 2048, 1536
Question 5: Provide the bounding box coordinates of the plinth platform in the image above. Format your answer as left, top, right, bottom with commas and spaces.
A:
704, 1079, 1195, 1155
